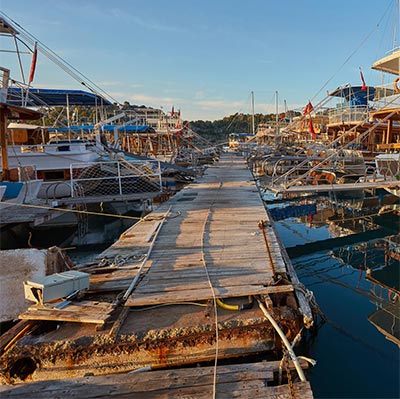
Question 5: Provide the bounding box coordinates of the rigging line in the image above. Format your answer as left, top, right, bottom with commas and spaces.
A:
310, 3, 393, 103
13, 35, 25, 84
0, 201, 144, 220
374, 0, 395, 72
221, 92, 252, 136
0, 12, 121, 106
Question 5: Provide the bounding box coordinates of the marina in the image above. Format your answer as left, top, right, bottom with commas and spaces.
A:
0, 152, 314, 397
1, 4, 400, 398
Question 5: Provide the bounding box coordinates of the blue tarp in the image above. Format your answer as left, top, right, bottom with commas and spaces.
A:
329, 85, 376, 106
7, 88, 112, 107
48, 125, 152, 133
118, 125, 151, 132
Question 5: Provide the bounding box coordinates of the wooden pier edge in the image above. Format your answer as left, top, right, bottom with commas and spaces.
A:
0, 360, 313, 398
265, 209, 314, 328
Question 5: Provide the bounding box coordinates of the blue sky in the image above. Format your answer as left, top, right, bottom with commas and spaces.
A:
0, 0, 398, 120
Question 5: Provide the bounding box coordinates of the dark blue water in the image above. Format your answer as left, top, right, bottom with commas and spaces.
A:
267, 193, 400, 399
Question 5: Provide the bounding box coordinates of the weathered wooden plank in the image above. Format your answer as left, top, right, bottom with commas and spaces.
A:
126, 284, 293, 306
0, 362, 312, 398
18, 300, 115, 324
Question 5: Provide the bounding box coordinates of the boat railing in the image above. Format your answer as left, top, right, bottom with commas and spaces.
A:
328, 105, 369, 125
69, 159, 163, 198
8, 164, 38, 182
370, 81, 400, 108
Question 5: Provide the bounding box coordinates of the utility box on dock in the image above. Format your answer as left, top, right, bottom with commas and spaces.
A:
24, 271, 90, 305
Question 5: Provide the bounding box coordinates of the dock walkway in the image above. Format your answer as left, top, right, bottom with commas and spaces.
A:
0, 153, 314, 397
103, 152, 290, 307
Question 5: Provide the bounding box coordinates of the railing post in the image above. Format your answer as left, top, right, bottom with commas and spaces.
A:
70, 164, 74, 198
158, 161, 162, 190
117, 161, 122, 195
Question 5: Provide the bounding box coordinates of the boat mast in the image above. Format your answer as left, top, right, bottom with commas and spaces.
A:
251, 91, 255, 135
275, 90, 280, 143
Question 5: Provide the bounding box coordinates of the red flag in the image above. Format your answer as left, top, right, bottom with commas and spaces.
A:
171, 105, 174, 116
177, 109, 180, 118
28, 41, 38, 85
359, 67, 367, 91
308, 118, 316, 139
303, 101, 313, 115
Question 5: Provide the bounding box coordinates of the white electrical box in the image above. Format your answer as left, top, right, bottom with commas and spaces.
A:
24, 270, 90, 305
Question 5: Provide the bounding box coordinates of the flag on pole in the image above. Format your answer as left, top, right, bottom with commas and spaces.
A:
359, 67, 367, 91
308, 118, 316, 139
28, 41, 38, 85
303, 101, 313, 115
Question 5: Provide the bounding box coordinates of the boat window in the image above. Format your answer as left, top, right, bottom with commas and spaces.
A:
42, 170, 66, 181
57, 145, 70, 151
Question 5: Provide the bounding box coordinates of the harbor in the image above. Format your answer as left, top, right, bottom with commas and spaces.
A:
0, 152, 315, 398
1, 3, 400, 398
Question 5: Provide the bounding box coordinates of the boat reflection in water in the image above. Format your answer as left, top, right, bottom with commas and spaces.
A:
265, 188, 399, 399
366, 234, 400, 347
330, 233, 400, 347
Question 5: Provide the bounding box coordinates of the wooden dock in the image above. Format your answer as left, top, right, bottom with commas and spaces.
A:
0, 153, 314, 397
0, 360, 313, 398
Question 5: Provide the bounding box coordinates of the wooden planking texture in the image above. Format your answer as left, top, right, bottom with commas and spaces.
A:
125, 153, 290, 306
0, 360, 314, 398
18, 300, 115, 324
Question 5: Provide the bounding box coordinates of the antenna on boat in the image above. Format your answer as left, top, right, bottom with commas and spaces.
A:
251, 91, 255, 135
275, 91, 280, 143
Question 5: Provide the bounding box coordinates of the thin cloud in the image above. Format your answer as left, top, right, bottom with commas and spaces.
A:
110, 8, 184, 33
98, 81, 122, 87
196, 99, 244, 110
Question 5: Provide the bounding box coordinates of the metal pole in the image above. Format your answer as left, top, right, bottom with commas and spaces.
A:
117, 161, 122, 195
70, 164, 74, 197
251, 91, 255, 135
0, 106, 9, 181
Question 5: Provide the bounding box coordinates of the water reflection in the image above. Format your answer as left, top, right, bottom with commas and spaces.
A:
264, 188, 399, 398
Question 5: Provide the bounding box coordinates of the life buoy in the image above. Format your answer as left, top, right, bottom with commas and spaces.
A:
394, 77, 400, 94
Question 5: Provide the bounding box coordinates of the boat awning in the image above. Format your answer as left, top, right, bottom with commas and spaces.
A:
369, 107, 400, 121
371, 50, 400, 75
118, 125, 153, 132
328, 85, 398, 102
329, 85, 376, 102
48, 124, 115, 133
0, 103, 42, 120
7, 88, 112, 107
48, 124, 154, 133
